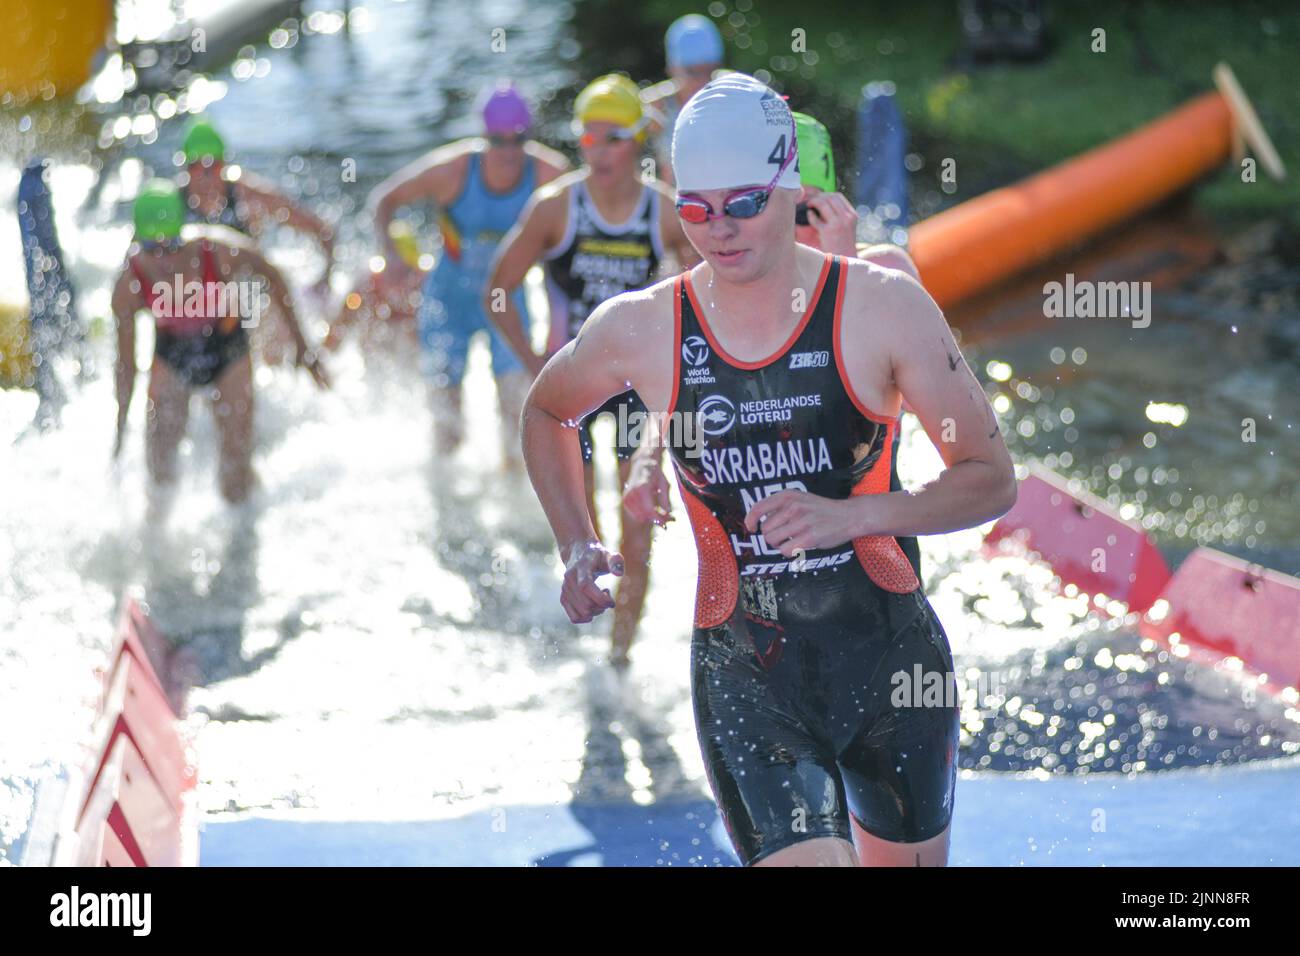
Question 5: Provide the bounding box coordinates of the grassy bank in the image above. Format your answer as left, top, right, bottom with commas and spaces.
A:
573, 0, 1296, 224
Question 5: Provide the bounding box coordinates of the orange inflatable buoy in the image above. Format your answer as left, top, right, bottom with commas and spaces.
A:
910, 92, 1233, 310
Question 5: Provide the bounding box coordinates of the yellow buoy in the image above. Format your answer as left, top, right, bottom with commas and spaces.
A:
0, 0, 115, 103
0, 301, 35, 389
388, 220, 424, 270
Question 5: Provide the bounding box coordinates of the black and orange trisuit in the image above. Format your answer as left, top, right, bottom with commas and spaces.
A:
664, 253, 959, 865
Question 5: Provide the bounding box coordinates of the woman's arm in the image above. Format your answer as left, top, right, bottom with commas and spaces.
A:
522, 291, 670, 622
368, 147, 467, 271
235, 177, 336, 281
841, 263, 1016, 538
525, 142, 572, 187
110, 267, 138, 458
745, 261, 1016, 555
220, 240, 330, 389
483, 186, 566, 374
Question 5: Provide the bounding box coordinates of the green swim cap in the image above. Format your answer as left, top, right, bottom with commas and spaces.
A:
793, 111, 835, 193
183, 117, 226, 164
134, 179, 185, 241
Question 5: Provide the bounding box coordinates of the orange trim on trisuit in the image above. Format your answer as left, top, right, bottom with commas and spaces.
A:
666, 276, 683, 418
678, 482, 740, 628
848, 416, 921, 594
671, 275, 737, 628
683, 252, 833, 370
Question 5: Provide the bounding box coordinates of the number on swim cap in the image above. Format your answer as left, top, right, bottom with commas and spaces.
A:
791, 112, 835, 192
672, 73, 802, 193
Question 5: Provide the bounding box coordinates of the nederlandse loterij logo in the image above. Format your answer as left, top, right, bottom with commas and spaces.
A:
698, 394, 736, 436
50, 886, 151, 936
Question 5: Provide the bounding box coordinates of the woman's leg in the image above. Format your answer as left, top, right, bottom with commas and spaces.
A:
211, 352, 256, 504
490, 290, 531, 473
495, 369, 529, 473
850, 818, 951, 866
753, 837, 859, 867
145, 359, 191, 489
692, 627, 862, 866
610, 456, 652, 667
836, 602, 961, 867
418, 281, 470, 458
429, 380, 464, 456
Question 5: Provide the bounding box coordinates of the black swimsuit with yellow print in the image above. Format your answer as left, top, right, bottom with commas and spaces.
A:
544, 179, 663, 462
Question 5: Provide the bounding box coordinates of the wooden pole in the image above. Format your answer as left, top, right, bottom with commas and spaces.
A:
1213, 62, 1286, 181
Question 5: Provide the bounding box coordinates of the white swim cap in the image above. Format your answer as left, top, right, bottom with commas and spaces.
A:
671, 73, 800, 193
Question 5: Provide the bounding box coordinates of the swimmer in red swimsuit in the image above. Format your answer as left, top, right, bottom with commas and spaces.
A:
111, 180, 329, 506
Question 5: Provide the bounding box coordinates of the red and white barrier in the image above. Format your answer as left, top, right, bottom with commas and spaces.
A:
99, 597, 183, 716
74, 733, 184, 867
984, 466, 1171, 614
982, 467, 1298, 700
1140, 548, 1300, 698
51, 596, 199, 867
85, 651, 195, 818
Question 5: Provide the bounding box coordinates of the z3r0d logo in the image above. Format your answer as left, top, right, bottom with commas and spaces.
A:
789, 350, 829, 369
682, 334, 710, 367
698, 394, 736, 436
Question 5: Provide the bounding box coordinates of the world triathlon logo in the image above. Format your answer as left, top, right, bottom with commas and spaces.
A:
698, 394, 736, 436
682, 334, 710, 367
